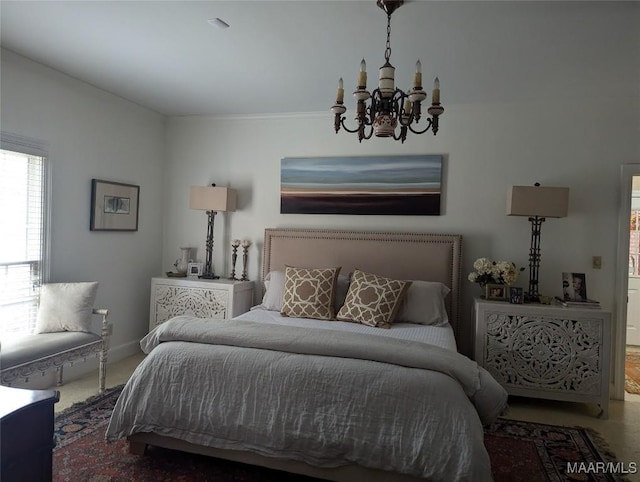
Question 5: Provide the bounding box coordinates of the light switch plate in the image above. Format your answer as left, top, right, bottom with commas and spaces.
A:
592, 256, 602, 269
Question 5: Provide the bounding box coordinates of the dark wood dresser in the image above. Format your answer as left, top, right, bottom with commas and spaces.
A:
0, 385, 60, 482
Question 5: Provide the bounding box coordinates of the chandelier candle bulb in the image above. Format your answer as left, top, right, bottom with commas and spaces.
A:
358, 59, 367, 88
403, 99, 412, 115
336, 78, 344, 103
432, 77, 440, 104
414, 60, 422, 88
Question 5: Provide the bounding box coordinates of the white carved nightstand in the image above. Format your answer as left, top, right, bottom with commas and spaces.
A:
149, 277, 254, 332
473, 298, 611, 418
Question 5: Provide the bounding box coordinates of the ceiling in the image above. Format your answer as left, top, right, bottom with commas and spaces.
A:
1, 1, 635, 117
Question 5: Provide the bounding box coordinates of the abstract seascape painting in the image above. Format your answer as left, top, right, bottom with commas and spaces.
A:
280, 155, 442, 215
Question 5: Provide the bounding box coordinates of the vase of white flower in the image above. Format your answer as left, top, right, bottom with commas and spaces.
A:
468, 257, 524, 293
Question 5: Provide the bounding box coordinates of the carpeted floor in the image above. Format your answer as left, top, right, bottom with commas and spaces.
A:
54, 386, 631, 482
626, 351, 640, 395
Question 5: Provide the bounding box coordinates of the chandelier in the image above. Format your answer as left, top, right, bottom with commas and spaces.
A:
331, 0, 444, 143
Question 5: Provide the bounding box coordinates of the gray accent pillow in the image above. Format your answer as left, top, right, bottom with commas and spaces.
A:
395, 280, 451, 326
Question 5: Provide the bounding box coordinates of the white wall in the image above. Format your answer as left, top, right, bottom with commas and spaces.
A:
164, 98, 638, 356
1, 48, 166, 383
1, 2, 638, 368
164, 3, 640, 357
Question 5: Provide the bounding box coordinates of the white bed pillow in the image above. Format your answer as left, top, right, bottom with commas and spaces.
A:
34, 282, 99, 334
258, 270, 350, 312
260, 270, 286, 311
395, 280, 450, 326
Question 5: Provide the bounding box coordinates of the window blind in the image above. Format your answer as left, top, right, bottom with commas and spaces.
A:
0, 148, 46, 337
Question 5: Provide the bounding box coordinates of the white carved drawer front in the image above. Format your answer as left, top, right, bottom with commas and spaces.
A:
484, 312, 603, 395
154, 285, 229, 325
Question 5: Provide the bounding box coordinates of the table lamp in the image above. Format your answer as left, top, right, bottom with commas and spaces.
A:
189, 184, 236, 279
507, 183, 569, 302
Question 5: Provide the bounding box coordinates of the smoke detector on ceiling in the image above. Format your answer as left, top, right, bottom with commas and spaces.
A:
207, 18, 230, 29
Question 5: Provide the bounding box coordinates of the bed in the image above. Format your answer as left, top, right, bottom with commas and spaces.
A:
106, 229, 508, 481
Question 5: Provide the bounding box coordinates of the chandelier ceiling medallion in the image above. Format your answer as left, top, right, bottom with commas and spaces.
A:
331, 0, 444, 143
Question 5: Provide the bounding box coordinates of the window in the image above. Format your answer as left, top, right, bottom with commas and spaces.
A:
0, 136, 49, 338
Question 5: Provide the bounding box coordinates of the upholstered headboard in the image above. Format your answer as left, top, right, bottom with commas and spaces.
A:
262, 228, 463, 337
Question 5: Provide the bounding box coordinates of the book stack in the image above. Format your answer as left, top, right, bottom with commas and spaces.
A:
554, 296, 601, 308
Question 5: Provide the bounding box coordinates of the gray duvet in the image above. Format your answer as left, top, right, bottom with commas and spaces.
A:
106, 316, 507, 481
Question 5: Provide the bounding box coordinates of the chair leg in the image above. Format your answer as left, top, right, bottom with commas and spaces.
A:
99, 347, 108, 393
96, 308, 110, 394
56, 366, 64, 386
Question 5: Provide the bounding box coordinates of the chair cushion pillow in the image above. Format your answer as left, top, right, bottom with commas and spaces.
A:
0, 332, 101, 369
34, 282, 99, 334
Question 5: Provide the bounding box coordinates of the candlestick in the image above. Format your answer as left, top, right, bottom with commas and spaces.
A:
241, 240, 251, 281
229, 243, 239, 280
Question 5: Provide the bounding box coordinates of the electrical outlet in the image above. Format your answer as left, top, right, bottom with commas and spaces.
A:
107, 323, 114, 335
592, 256, 602, 269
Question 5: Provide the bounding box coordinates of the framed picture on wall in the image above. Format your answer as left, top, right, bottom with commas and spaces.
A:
90, 179, 140, 231
280, 155, 443, 215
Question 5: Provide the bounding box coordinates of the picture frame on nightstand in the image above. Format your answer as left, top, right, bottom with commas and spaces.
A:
485, 283, 508, 301
187, 262, 203, 277
509, 286, 524, 304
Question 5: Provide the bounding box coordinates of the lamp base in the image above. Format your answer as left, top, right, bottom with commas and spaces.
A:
526, 216, 545, 304
199, 273, 219, 280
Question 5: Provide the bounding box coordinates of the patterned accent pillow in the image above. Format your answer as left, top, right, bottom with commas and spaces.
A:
256, 271, 351, 313
336, 270, 411, 328
281, 266, 341, 320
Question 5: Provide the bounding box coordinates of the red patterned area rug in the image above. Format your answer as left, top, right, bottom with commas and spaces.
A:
625, 351, 640, 395
54, 386, 630, 482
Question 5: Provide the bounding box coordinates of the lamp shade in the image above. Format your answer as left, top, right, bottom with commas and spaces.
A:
507, 185, 569, 218
189, 186, 236, 212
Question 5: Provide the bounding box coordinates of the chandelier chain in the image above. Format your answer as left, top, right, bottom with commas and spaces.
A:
385, 14, 392, 63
